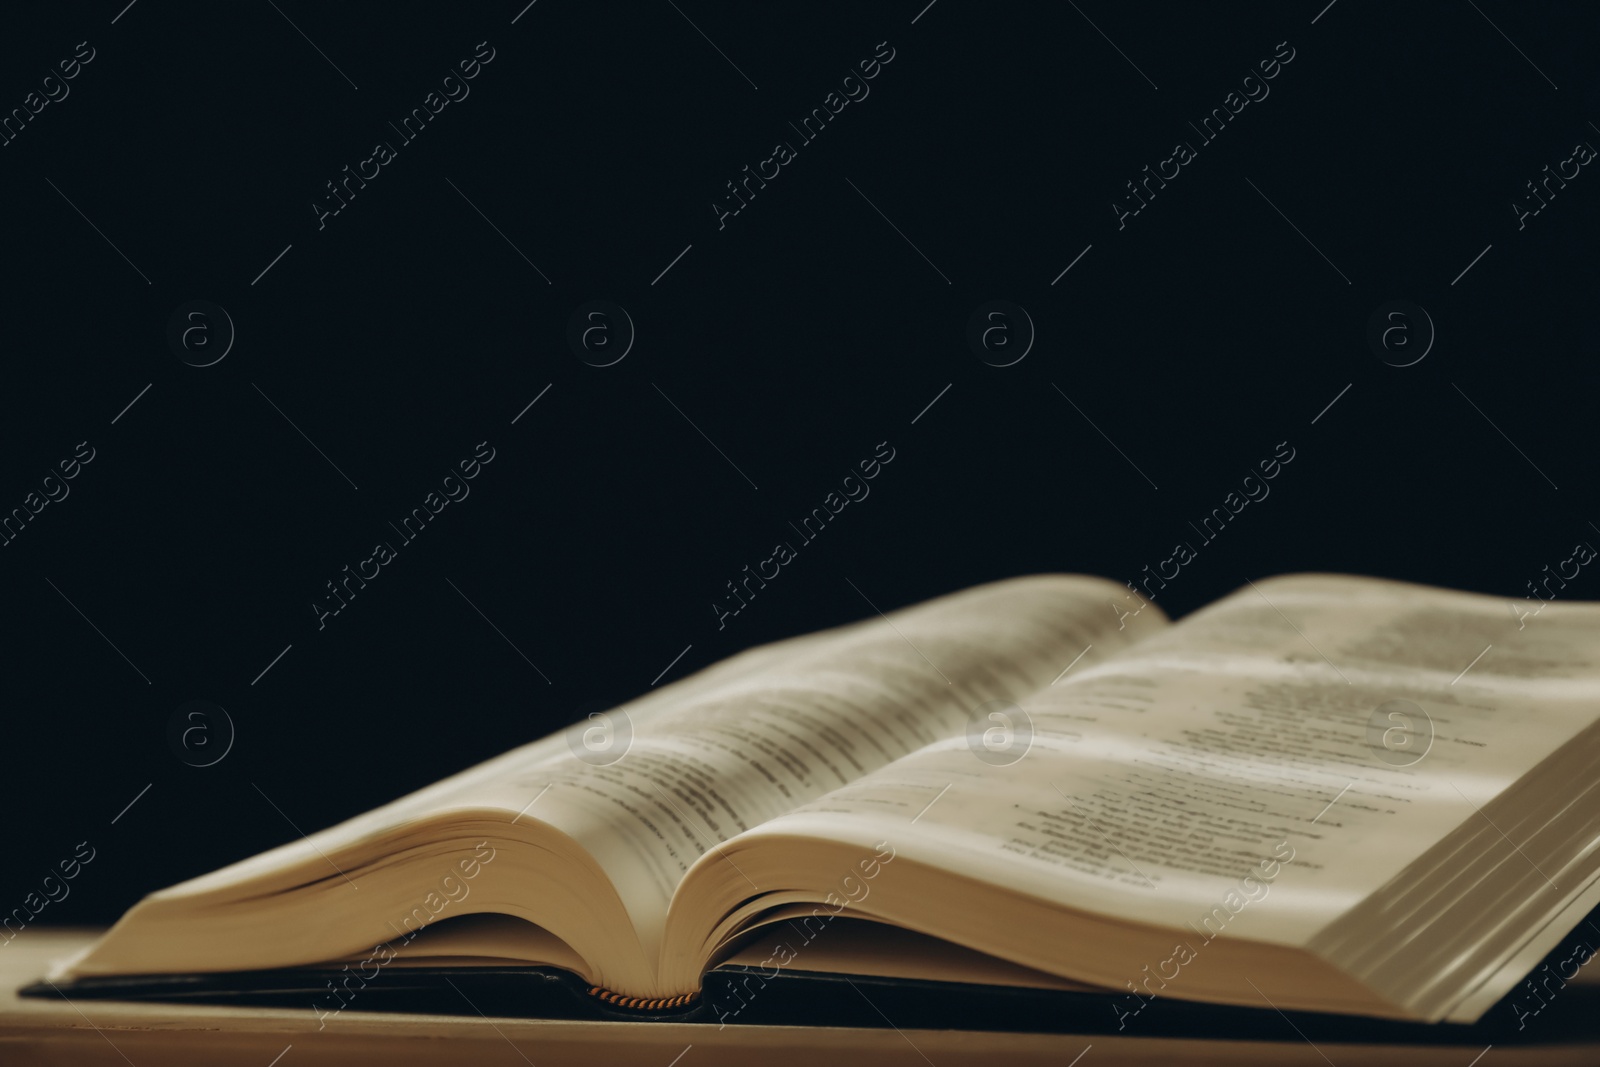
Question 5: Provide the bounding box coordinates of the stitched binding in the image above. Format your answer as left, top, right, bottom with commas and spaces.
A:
587, 986, 699, 1011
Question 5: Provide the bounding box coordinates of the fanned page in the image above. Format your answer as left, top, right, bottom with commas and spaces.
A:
67, 574, 1165, 997
452, 574, 1163, 972
680, 574, 1600, 1018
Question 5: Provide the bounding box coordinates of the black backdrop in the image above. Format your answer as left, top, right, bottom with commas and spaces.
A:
3, 1, 1597, 939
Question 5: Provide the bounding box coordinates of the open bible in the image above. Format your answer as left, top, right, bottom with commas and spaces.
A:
41, 574, 1600, 1031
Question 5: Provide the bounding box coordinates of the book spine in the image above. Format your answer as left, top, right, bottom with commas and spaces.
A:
586, 986, 699, 1012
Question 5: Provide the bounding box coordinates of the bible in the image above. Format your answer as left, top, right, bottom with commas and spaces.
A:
34, 574, 1600, 1034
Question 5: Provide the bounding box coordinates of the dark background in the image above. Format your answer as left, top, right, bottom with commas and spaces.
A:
2, 0, 1596, 939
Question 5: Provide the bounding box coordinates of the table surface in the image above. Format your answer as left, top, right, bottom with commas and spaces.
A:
3, 929, 1596, 1067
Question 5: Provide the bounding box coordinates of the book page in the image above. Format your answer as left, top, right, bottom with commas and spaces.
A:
455, 575, 1166, 959
171, 576, 1164, 961
745, 574, 1600, 951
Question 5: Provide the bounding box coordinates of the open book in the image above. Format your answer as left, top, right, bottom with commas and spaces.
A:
50, 575, 1600, 1026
